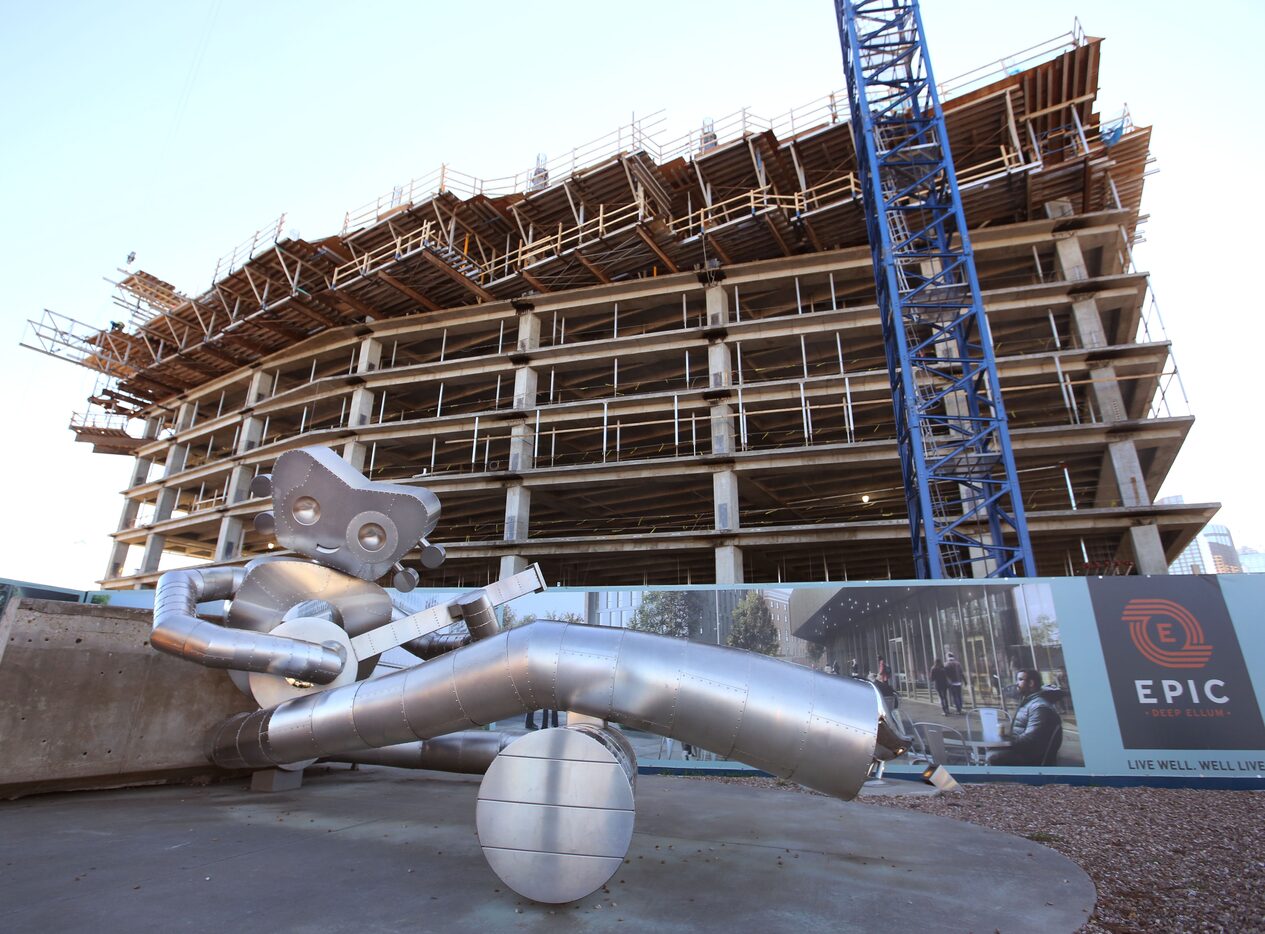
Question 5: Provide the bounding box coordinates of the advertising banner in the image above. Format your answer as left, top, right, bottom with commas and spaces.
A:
524, 574, 1265, 785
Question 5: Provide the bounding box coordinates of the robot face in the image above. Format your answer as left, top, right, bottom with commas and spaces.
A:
268, 446, 441, 581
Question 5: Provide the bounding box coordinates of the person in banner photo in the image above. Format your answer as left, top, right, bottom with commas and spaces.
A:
929, 657, 951, 715
944, 652, 965, 715
987, 669, 1064, 767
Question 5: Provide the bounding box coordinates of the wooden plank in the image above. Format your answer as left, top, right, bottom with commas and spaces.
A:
286, 296, 344, 328
520, 270, 551, 294
330, 290, 389, 321
419, 250, 496, 301
702, 231, 732, 266
634, 225, 679, 273
763, 215, 793, 258
376, 271, 442, 311
574, 251, 612, 284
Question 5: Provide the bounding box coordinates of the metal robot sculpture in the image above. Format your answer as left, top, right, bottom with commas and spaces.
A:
152, 445, 908, 904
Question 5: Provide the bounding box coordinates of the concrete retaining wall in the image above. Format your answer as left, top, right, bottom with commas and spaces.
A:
0, 596, 254, 798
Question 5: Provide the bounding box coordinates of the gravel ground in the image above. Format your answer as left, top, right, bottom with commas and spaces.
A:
694, 777, 1265, 933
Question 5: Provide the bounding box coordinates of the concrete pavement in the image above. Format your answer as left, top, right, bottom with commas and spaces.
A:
0, 766, 1095, 933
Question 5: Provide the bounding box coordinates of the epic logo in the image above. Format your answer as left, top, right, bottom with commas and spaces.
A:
1123, 598, 1213, 669
1091, 578, 1265, 750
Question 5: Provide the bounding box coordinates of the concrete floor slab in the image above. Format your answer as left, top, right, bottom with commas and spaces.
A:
0, 767, 1094, 933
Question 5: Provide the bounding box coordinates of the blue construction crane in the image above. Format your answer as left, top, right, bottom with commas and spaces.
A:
835, 0, 1035, 578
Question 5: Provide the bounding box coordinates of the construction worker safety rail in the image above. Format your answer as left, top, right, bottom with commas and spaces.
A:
339, 114, 668, 235
935, 20, 1085, 101
330, 145, 1039, 292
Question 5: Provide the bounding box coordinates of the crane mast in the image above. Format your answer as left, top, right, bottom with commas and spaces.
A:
835, 0, 1035, 578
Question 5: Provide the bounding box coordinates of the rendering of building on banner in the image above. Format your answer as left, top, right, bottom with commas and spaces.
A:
26, 23, 1213, 590
792, 580, 1083, 768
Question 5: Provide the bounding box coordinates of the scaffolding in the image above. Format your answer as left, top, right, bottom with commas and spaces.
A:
18, 23, 1210, 589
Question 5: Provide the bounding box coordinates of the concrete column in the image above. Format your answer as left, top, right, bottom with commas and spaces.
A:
217, 462, 254, 562
516, 307, 541, 353
347, 387, 376, 428
513, 367, 538, 411
712, 468, 743, 581
1085, 366, 1127, 422
237, 416, 265, 453
1107, 440, 1150, 508
713, 470, 739, 532
508, 423, 535, 473
1049, 227, 1105, 349
1053, 236, 1088, 283
356, 336, 383, 373
139, 533, 166, 574
1128, 524, 1168, 575
499, 554, 530, 578
704, 284, 730, 328
504, 484, 531, 544
344, 338, 381, 434
707, 341, 732, 390
163, 443, 188, 480
174, 401, 197, 432
1054, 240, 1128, 420
214, 516, 245, 562
715, 544, 744, 584
103, 540, 132, 580
709, 402, 735, 455
224, 465, 256, 505
152, 478, 181, 523
246, 370, 275, 405
341, 441, 368, 473
1070, 298, 1108, 349
237, 371, 276, 454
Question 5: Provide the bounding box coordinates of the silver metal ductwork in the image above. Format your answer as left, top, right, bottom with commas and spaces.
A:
331, 731, 513, 774
152, 567, 346, 684
211, 621, 902, 800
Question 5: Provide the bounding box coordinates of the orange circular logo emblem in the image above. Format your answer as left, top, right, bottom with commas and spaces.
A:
1122, 598, 1213, 669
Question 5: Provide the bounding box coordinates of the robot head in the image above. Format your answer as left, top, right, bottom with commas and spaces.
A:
253, 446, 442, 583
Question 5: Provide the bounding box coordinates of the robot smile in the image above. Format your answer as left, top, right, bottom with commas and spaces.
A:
314, 543, 341, 555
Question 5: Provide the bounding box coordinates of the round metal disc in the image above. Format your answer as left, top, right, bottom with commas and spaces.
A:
247, 616, 357, 711
476, 727, 635, 904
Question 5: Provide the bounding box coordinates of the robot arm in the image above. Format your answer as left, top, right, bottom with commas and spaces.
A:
151, 567, 346, 684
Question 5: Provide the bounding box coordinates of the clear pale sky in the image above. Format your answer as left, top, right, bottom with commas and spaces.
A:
1, 1, 1257, 589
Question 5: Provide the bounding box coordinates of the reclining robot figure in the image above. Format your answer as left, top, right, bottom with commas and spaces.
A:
152, 445, 907, 903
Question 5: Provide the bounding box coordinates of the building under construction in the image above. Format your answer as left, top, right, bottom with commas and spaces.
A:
27, 25, 1216, 590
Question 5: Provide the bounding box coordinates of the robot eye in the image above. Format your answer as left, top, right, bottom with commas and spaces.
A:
292, 496, 321, 526
357, 522, 386, 551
